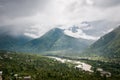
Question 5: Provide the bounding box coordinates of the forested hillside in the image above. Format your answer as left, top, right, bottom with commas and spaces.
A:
91, 26, 120, 57
0, 51, 120, 80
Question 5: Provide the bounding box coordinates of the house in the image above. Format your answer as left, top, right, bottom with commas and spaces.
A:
14, 74, 18, 79
100, 71, 111, 77
0, 71, 2, 75
97, 68, 103, 72
0, 71, 2, 80
96, 68, 111, 77
24, 76, 31, 80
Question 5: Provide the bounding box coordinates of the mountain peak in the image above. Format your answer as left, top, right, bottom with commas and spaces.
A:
22, 27, 93, 54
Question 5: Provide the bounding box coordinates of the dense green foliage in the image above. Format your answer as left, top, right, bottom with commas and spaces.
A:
0, 51, 113, 80
79, 59, 120, 75
0, 51, 120, 80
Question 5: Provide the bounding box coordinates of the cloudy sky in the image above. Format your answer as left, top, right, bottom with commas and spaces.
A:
0, 0, 120, 38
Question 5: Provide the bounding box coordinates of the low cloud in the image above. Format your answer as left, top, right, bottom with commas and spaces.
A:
64, 29, 99, 40
0, 0, 120, 38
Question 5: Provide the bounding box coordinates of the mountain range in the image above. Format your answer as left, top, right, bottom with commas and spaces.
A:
21, 28, 94, 55
0, 23, 120, 57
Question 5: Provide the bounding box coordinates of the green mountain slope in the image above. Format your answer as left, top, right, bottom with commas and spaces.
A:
23, 28, 91, 54
0, 34, 32, 51
90, 26, 120, 57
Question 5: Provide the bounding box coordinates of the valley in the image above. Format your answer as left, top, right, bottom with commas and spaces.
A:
0, 26, 120, 80
0, 0, 120, 80
0, 51, 120, 80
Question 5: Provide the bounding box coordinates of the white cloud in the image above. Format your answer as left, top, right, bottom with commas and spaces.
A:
24, 33, 39, 38
86, 0, 94, 5
103, 28, 114, 34
23, 24, 55, 38
0, 0, 120, 38
1, 0, 120, 26
64, 29, 99, 40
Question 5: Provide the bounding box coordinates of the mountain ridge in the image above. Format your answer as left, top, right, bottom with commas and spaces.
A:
22, 28, 93, 55
0, 34, 32, 51
88, 26, 120, 58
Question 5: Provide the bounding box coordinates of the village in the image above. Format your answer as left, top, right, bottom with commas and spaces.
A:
0, 51, 115, 80
0, 71, 31, 80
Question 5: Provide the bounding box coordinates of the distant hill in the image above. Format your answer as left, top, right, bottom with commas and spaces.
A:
0, 34, 32, 51
89, 26, 120, 58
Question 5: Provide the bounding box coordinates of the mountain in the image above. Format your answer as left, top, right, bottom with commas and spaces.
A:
23, 28, 93, 55
57, 20, 119, 41
0, 34, 32, 51
0, 20, 118, 56
89, 26, 120, 58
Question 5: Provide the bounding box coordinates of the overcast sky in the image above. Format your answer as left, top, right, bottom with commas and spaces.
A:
0, 0, 120, 38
